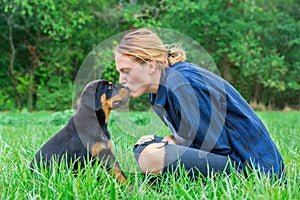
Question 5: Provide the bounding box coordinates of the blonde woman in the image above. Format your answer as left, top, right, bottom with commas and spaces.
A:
114, 28, 284, 178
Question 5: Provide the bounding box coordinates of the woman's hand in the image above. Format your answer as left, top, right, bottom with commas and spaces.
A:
162, 135, 178, 145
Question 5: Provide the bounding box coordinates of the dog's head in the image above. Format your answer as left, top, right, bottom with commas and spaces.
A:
79, 80, 130, 123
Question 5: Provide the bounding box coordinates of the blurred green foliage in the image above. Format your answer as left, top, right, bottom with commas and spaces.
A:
0, 0, 299, 111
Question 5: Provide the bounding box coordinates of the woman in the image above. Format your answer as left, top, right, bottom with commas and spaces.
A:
114, 28, 284, 178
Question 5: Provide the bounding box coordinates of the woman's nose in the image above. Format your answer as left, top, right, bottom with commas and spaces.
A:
119, 73, 127, 85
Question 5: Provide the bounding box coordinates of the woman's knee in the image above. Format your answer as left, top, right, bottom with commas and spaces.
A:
136, 143, 166, 175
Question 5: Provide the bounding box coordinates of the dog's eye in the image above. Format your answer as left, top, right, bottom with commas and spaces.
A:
108, 84, 114, 90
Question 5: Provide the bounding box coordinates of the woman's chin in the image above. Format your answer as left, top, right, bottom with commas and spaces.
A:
129, 86, 149, 98
130, 90, 144, 98
130, 93, 141, 98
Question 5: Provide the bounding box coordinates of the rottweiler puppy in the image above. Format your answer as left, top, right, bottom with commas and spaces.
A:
30, 80, 129, 183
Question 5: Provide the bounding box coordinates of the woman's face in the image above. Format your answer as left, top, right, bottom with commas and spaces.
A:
115, 55, 158, 98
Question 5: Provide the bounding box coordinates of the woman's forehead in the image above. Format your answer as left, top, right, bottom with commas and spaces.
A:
116, 55, 137, 70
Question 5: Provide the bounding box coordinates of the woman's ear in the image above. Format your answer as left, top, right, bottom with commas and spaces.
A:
148, 60, 157, 74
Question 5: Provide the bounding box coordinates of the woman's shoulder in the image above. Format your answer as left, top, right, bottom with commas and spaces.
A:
167, 62, 205, 81
163, 62, 203, 92
171, 62, 208, 77
171, 61, 193, 69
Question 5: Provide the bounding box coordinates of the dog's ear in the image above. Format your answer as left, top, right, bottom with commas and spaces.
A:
80, 80, 106, 110
74, 80, 109, 144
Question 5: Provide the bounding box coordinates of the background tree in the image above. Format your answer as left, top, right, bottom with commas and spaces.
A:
0, 0, 299, 111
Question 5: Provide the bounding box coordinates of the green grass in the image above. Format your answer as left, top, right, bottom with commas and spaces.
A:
0, 111, 299, 199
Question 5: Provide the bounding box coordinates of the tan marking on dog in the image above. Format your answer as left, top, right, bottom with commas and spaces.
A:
101, 88, 129, 124
91, 142, 127, 183
101, 94, 111, 124
107, 88, 129, 108
114, 168, 127, 183
91, 142, 105, 157
108, 140, 113, 153
112, 88, 128, 102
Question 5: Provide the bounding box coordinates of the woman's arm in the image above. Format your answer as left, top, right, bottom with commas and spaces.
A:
168, 84, 201, 146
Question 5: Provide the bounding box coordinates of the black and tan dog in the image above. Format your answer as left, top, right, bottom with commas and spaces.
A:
30, 80, 129, 183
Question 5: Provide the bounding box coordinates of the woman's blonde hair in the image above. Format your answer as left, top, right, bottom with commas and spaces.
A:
115, 28, 186, 70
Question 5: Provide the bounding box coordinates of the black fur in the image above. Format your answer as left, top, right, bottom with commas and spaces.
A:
30, 80, 129, 182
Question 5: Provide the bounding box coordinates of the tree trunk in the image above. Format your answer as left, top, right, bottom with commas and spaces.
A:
7, 15, 22, 110
26, 43, 40, 112
28, 69, 33, 112
253, 81, 260, 104
223, 55, 232, 82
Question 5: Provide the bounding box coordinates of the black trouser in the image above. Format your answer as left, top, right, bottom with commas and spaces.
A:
133, 136, 231, 178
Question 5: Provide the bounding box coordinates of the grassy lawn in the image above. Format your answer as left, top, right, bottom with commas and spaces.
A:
0, 110, 299, 199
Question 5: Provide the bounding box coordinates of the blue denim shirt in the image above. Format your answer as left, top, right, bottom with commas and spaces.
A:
149, 62, 284, 175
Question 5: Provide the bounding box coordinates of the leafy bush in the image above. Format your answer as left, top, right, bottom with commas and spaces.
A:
0, 110, 74, 126
0, 90, 15, 111
128, 94, 151, 111
39, 109, 75, 126
0, 115, 18, 125
36, 77, 73, 111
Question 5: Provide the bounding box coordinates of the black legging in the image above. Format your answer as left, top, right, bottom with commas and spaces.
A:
133, 136, 231, 178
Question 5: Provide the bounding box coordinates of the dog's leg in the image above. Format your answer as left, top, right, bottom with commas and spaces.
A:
91, 142, 127, 183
